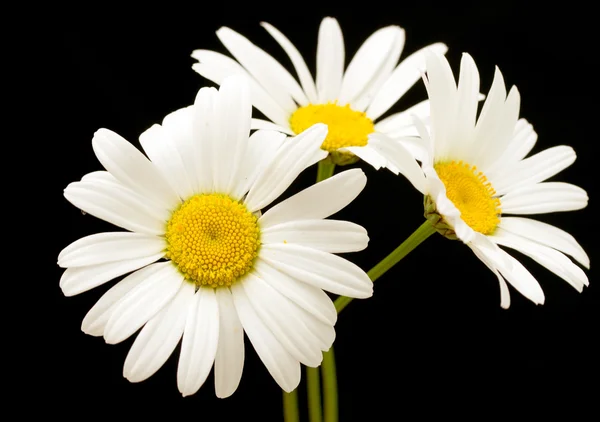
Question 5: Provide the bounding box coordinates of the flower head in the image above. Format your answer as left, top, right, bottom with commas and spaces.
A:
58, 75, 372, 397
191, 17, 447, 170
391, 52, 590, 308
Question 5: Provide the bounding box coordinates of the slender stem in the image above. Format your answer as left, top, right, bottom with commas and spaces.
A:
322, 348, 338, 422
317, 158, 336, 182
283, 390, 300, 422
334, 220, 436, 314
306, 366, 323, 422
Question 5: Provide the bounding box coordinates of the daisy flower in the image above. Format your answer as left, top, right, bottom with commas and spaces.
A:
57, 75, 372, 397
191, 17, 447, 170
389, 52, 590, 308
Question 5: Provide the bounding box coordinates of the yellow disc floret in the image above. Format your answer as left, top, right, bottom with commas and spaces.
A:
165, 194, 260, 288
434, 160, 501, 235
290, 102, 375, 152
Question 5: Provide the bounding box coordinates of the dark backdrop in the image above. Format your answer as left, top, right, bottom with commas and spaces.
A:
41, 2, 597, 419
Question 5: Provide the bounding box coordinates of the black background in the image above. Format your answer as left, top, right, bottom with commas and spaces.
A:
39, 2, 597, 419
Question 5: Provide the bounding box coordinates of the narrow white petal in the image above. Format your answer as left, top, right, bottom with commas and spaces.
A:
367, 43, 448, 121
316, 17, 344, 102
81, 265, 155, 336
244, 124, 328, 212
104, 263, 184, 344
260, 243, 372, 298
499, 217, 589, 269
259, 168, 366, 228
191, 50, 290, 127
231, 282, 301, 392
216, 27, 306, 111
214, 288, 245, 398
491, 228, 589, 292
177, 287, 220, 397
123, 282, 195, 383
501, 182, 588, 214
254, 260, 337, 325
58, 232, 165, 268
139, 123, 194, 200
451, 53, 480, 158
484, 118, 537, 175
232, 129, 286, 200
262, 219, 368, 253
374, 99, 430, 132
343, 145, 387, 170
59, 255, 163, 297
261, 21, 318, 104
469, 244, 511, 309
64, 179, 169, 236
338, 26, 405, 105
241, 274, 324, 367
92, 129, 179, 209
192, 86, 219, 193
490, 146, 576, 195
251, 118, 294, 135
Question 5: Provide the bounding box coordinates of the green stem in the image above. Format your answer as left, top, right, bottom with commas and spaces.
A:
334, 220, 436, 314
306, 366, 323, 422
317, 158, 336, 182
283, 389, 300, 422
322, 348, 338, 422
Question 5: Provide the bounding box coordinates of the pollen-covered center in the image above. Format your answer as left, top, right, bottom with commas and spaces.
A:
290, 102, 375, 152
165, 194, 260, 288
434, 161, 501, 235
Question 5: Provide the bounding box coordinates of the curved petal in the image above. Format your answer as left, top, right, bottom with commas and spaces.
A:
484, 118, 537, 175
177, 287, 220, 397
374, 99, 431, 133
316, 17, 344, 102
251, 118, 294, 135
59, 254, 163, 297
214, 288, 245, 398
104, 263, 184, 344
469, 243, 511, 309
231, 282, 301, 392
58, 232, 165, 268
123, 282, 195, 383
92, 129, 179, 209
342, 145, 387, 170
244, 123, 328, 212
259, 243, 372, 298
259, 168, 366, 228
451, 53, 480, 158
501, 182, 588, 214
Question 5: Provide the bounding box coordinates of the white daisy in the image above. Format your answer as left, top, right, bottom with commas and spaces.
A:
57, 75, 372, 398
191, 17, 447, 170
388, 51, 590, 308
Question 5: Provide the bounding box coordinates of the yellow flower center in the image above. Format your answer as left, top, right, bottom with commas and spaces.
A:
290, 102, 375, 152
165, 194, 260, 288
434, 161, 501, 235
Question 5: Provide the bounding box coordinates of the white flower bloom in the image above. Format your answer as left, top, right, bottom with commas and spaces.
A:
390, 51, 589, 308
191, 17, 447, 170
58, 75, 372, 398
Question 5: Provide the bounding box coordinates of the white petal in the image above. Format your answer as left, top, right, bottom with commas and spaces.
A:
490, 146, 576, 195
501, 182, 588, 214
139, 123, 194, 200
59, 255, 163, 297
232, 129, 286, 200
216, 27, 306, 111
484, 118, 537, 175
81, 265, 154, 336
241, 274, 324, 367
261, 21, 318, 104
231, 282, 301, 392
177, 287, 220, 397
491, 228, 589, 292
260, 243, 372, 298
343, 145, 387, 170
338, 26, 405, 106
499, 217, 589, 269
244, 123, 328, 212
262, 219, 368, 253
259, 168, 366, 228
58, 232, 165, 268
123, 282, 195, 383
104, 263, 184, 344
251, 118, 294, 135
192, 86, 219, 193
214, 288, 245, 398
451, 53, 480, 158
254, 260, 337, 325
191, 50, 290, 127
316, 17, 344, 102
367, 43, 448, 121
374, 99, 431, 133
469, 244, 511, 309
92, 128, 179, 209
64, 178, 169, 236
